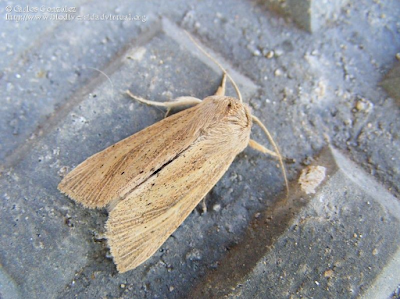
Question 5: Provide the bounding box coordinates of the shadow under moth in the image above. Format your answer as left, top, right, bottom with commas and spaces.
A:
58, 33, 288, 273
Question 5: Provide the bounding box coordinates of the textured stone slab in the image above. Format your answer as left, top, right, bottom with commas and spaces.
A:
0, 17, 259, 299
192, 147, 400, 298
0, 1, 151, 163
1, 0, 400, 298
381, 62, 400, 101
265, 0, 350, 32
161, 18, 258, 99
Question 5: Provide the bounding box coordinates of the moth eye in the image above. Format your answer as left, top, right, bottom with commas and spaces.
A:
226, 102, 233, 114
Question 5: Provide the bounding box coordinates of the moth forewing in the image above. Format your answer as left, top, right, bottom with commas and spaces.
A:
58, 94, 253, 272
106, 96, 252, 272
58, 102, 205, 208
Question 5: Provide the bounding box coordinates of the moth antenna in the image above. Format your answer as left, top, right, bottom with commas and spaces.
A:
252, 115, 289, 198
184, 30, 243, 103
87, 67, 115, 103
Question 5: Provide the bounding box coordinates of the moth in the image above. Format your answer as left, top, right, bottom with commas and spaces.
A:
58, 34, 288, 273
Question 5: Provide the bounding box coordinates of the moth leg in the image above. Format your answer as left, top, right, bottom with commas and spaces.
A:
200, 198, 207, 214
164, 107, 172, 118
248, 139, 279, 158
126, 90, 201, 117
164, 96, 203, 117
214, 73, 227, 96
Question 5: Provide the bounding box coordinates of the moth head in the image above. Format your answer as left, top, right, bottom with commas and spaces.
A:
204, 95, 252, 128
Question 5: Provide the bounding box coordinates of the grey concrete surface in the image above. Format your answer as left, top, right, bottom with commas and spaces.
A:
0, 0, 399, 298
263, 0, 350, 32
192, 147, 400, 298
381, 63, 400, 101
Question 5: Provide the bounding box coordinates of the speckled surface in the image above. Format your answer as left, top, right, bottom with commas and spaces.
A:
0, 0, 399, 298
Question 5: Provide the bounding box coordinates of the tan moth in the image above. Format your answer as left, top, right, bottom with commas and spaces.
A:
58, 33, 288, 273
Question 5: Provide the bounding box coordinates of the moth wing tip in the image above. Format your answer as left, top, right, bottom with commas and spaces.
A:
57, 183, 104, 209
106, 222, 142, 273
106, 239, 131, 274
113, 254, 139, 274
